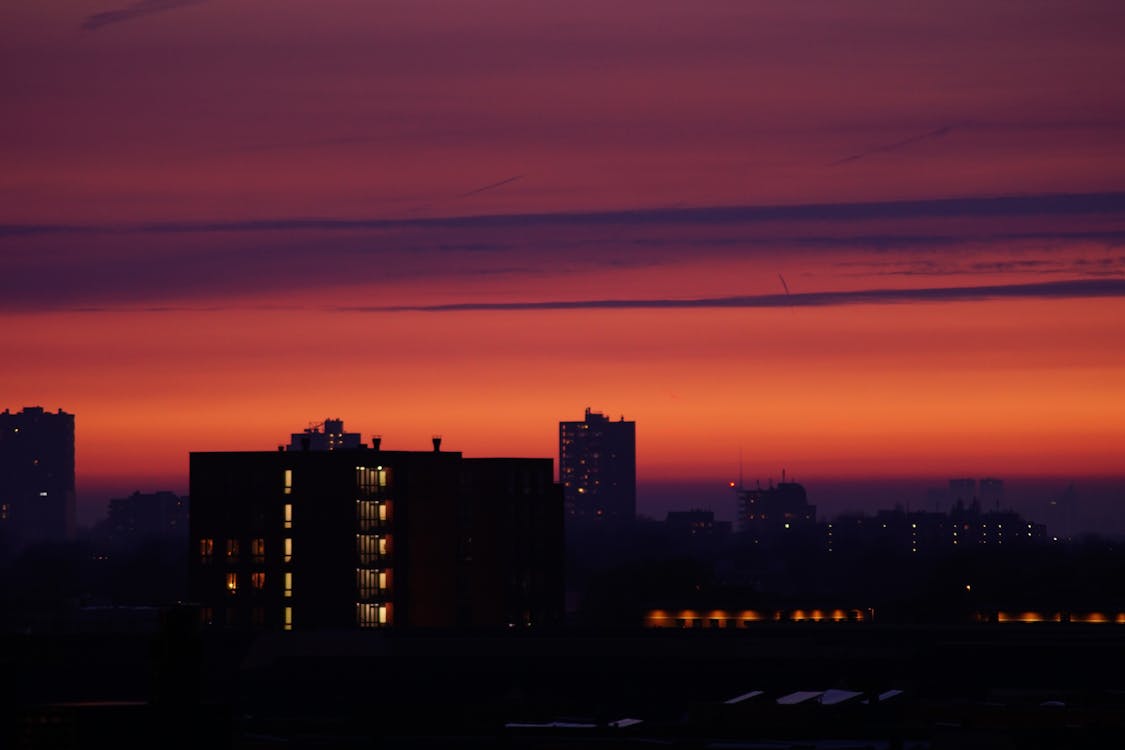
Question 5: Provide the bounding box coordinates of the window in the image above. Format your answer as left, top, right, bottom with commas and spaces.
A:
356, 602, 391, 628
251, 571, 265, 590
201, 607, 214, 626
283, 469, 293, 495
357, 534, 389, 564
251, 607, 265, 627
356, 466, 390, 496
283, 503, 292, 529
200, 538, 214, 562
284, 572, 293, 598
283, 537, 293, 563
357, 500, 391, 529
251, 538, 265, 563
357, 569, 390, 598
284, 606, 293, 631
226, 572, 238, 594
226, 538, 240, 561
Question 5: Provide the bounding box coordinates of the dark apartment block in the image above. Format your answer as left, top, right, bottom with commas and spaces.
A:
188, 444, 563, 631
559, 407, 636, 521
0, 406, 76, 555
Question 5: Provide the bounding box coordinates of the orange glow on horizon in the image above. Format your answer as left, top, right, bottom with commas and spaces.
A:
4, 292, 1122, 508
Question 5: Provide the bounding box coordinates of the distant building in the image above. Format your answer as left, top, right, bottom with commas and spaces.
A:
189, 438, 563, 631
828, 500, 1047, 555
95, 490, 188, 549
735, 478, 816, 543
665, 510, 732, 539
979, 478, 1004, 510
0, 406, 76, 553
287, 418, 362, 452
949, 478, 976, 505
559, 407, 636, 521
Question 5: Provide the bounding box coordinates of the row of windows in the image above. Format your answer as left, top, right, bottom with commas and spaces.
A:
224, 571, 294, 596
201, 536, 293, 563
285, 467, 393, 497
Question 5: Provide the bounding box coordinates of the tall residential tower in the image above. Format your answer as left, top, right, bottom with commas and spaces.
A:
0, 406, 76, 554
559, 407, 636, 522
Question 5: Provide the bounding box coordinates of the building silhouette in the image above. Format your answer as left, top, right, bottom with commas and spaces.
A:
286, 418, 362, 452
189, 436, 563, 630
979, 477, 1004, 510
94, 490, 188, 550
949, 478, 976, 505
559, 407, 636, 521
0, 406, 76, 554
734, 477, 816, 544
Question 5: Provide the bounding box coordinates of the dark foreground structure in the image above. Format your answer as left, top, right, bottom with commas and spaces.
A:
5, 615, 1125, 748
189, 441, 564, 631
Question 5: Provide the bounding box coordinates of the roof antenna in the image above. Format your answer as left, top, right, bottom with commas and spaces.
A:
738, 447, 744, 490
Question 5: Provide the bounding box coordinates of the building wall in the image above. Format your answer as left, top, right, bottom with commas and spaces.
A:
559, 408, 636, 521
188, 447, 563, 631
0, 406, 76, 554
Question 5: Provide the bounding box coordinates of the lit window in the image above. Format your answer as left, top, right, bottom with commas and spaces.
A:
356, 602, 391, 628
226, 572, 238, 593
357, 466, 391, 496
284, 537, 293, 563
226, 539, 240, 561
283, 503, 293, 529
357, 534, 389, 564
284, 469, 293, 495
284, 572, 293, 598
200, 538, 214, 562
251, 537, 265, 562
251, 571, 265, 589
357, 568, 391, 598
284, 606, 293, 631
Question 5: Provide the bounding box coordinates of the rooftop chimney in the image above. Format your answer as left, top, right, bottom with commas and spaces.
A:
432, 435, 442, 452
372, 435, 382, 451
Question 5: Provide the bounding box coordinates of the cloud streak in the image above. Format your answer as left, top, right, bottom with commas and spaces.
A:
82, 0, 206, 31
352, 279, 1125, 313
4, 191, 1124, 237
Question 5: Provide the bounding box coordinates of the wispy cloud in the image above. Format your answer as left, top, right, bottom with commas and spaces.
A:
4, 191, 1124, 237
350, 279, 1125, 313
82, 0, 206, 31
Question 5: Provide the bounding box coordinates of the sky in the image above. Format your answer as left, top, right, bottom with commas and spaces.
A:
2, 1, 1124, 529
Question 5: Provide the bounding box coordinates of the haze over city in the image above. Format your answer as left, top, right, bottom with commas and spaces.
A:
2, 1, 1123, 532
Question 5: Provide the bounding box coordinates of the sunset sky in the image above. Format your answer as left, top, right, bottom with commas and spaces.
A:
2, 1, 1123, 527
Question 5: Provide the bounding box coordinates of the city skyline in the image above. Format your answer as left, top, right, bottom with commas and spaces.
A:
3, 2, 1123, 530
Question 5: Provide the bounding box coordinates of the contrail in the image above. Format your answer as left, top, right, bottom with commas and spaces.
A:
456, 175, 524, 199
342, 278, 1125, 313
831, 125, 956, 166
778, 273, 791, 296
82, 0, 206, 30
